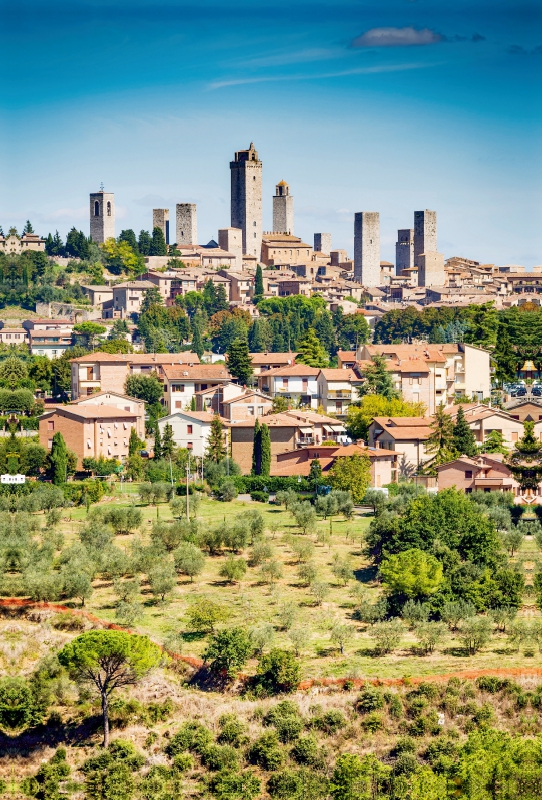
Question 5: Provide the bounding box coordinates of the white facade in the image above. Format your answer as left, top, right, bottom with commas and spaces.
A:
156, 411, 217, 456
258, 370, 319, 409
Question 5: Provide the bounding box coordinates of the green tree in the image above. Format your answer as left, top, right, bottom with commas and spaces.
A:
254, 264, 264, 299
150, 226, 167, 256
358, 354, 398, 400
125, 373, 164, 404
118, 229, 138, 251
191, 319, 205, 359
254, 649, 301, 694
328, 454, 372, 503
49, 432, 68, 485
57, 631, 161, 745
452, 405, 478, 457
65, 227, 90, 259
173, 542, 205, 582
153, 423, 163, 460
227, 338, 253, 384
260, 423, 271, 477
425, 402, 456, 467
296, 328, 329, 368
219, 556, 248, 584
206, 414, 227, 462
380, 548, 444, 599
128, 427, 144, 457
482, 429, 509, 454
138, 230, 152, 255
251, 418, 261, 475
162, 423, 175, 458
203, 627, 252, 678
148, 561, 177, 602
346, 395, 426, 441
186, 598, 230, 632
141, 286, 163, 313
73, 321, 107, 349
331, 753, 390, 800
493, 324, 517, 384
308, 459, 323, 491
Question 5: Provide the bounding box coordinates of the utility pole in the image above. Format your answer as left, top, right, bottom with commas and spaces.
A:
186, 455, 190, 521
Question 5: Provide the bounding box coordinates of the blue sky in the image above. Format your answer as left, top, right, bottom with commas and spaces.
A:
2, 0, 541, 266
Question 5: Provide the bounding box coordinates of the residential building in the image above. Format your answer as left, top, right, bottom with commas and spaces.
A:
368, 417, 434, 476
80, 286, 114, 308
27, 329, 74, 359
107, 280, 157, 318
218, 270, 254, 303
256, 364, 320, 409
70, 352, 201, 400
156, 410, 227, 457
221, 390, 274, 421
162, 364, 231, 413
505, 399, 542, 424
0, 327, 29, 345
437, 454, 521, 498
260, 233, 312, 267
316, 368, 358, 417
70, 390, 146, 439
39, 405, 140, 468
0, 231, 46, 254
274, 443, 397, 487
279, 410, 347, 446
141, 271, 180, 303
250, 352, 297, 375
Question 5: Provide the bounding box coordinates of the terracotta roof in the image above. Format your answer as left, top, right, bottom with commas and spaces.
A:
114, 280, 156, 289
221, 391, 271, 405
70, 391, 143, 404
258, 364, 320, 377
42, 405, 137, 421
250, 352, 297, 365
160, 411, 223, 422
227, 413, 300, 428
162, 365, 231, 380
282, 410, 346, 426
70, 352, 200, 365
337, 350, 356, 360
318, 368, 357, 381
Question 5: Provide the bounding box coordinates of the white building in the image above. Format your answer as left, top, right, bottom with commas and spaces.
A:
157, 410, 227, 456
162, 364, 232, 414
256, 364, 320, 409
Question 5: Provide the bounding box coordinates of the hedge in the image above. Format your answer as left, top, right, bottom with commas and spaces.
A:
60, 480, 109, 504
233, 476, 310, 493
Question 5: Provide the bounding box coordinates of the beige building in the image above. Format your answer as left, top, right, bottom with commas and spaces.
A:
39, 405, 140, 468
218, 270, 254, 302
70, 390, 146, 440
0, 327, 29, 345
368, 416, 434, 475
274, 443, 397, 487
81, 286, 114, 308
260, 233, 313, 267
0, 231, 46, 254
316, 368, 357, 417
106, 280, 157, 318
162, 364, 231, 413
70, 352, 200, 400
250, 351, 297, 375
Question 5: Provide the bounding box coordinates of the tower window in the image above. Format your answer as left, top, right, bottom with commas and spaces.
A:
253, 176, 256, 181
253, 221, 256, 226
94, 201, 100, 216
107, 201, 112, 216
254, 233, 257, 238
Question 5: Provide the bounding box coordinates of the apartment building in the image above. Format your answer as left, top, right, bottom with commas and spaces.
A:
316, 368, 358, 417
260, 233, 313, 267
250, 352, 297, 375
274, 443, 397, 487
0, 327, 29, 346
162, 364, 231, 413
257, 364, 319, 409
70, 390, 146, 440
437, 454, 520, 497
156, 410, 227, 457
80, 286, 114, 308
39, 405, 141, 468
70, 352, 200, 400
22, 319, 74, 359
218, 270, 254, 303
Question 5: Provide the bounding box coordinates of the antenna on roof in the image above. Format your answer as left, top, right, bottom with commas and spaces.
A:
99, 182, 104, 191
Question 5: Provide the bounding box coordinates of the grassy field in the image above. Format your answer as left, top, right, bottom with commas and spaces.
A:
54, 487, 542, 681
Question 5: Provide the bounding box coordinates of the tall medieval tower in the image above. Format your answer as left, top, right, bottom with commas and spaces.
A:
273, 180, 294, 234
89, 189, 115, 243
230, 142, 262, 257
354, 211, 380, 286
413, 210, 437, 267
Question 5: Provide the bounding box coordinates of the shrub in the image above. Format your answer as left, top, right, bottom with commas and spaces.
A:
356, 686, 385, 713
165, 721, 213, 756
248, 731, 284, 770
217, 480, 238, 502
51, 612, 85, 631
250, 491, 269, 503
203, 627, 252, 678
267, 769, 303, 799
368, 618, 405, 654
200, 744, 239, 772
186, 598, 229, 632
393, 752, 418, 776
218, 714, 248, 747
458, 616, 493, 655
172, 753, 194, 772
251, 649, 301, 695
219, 556, 247, 584
361, 712, 383, 733
313, 709, 346, 735
290, 734, 321, 766
207, 769, 261, 800
401, 600, 430, 628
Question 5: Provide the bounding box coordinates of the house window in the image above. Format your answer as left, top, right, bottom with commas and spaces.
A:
258, 406, 264, 415
248, 406, 254, 415
302, 380, 308, 391
47, 421, 54, 431
94, 200, 100, 216
512, 432, 518, 442
48, 439, 53, 447
175, 401, 182, 409
187, 425, 193, 434
465, 471, 472, 479
172, 384, 185, 392
187, 442, 193, 449
282, 378, 288, 389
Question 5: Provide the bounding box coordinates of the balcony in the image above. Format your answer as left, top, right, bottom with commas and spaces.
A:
327, 391, 352, 399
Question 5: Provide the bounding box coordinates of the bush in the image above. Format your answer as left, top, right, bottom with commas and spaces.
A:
290, 734, 321, 766
267, 769, 303, 799
250, 491, 269, 503
248, 731, 284, 770
368, 619, 405, 654
218, 713, 248, 747
201, 744, 239, 772
458, 616, 493, 655
313, 709, 346, 735
217, 480, 238, 502
356, 686, 385, 713
234, 476, 310, 494
207, 769, 261, 800
165, 721, 214, 756
203, 627, 252, 678
251, 649, 301, 695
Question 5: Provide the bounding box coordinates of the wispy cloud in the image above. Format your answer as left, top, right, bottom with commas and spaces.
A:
352, 27, 442, 48
508, 44, 542, 55
209, 61, 442, 90
237, 48, 343, 69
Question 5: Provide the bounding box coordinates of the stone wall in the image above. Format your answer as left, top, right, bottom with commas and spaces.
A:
36, 302, 102, 321
273, 195, 294, 235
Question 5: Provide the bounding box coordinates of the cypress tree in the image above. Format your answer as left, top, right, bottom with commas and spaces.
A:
49, 432, 68, 485
191, 321, 204, 359
254, 264, 264, 299
227, 338, 253, 385
493, 324, 517, 385
162, 423, 175, 458
154, 423, 163, 460
252, 418, 261, 476
206, 414, 226, 462
452, 405, 478, 457
214, 284, 229, 313
129, 427, 141, 456
260, 423, 271, 477
119, 229, 139, 252
138, 230, 152, 255
150, 226, 167, 256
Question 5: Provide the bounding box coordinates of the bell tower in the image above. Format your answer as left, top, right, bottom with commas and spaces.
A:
90, 186, 115, 243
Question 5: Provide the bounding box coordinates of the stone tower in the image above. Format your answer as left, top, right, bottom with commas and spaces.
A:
414, 210, 437, 267
314, 233, 332, 256
418, 251, 445, 287
153, 209, 170, 244
176, 204, 198, 246
89, 189, 115, 243
230, 142, 262, 257
354, 212, 380, 286
396, 228, 414, 275
273, 180, 294, 234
